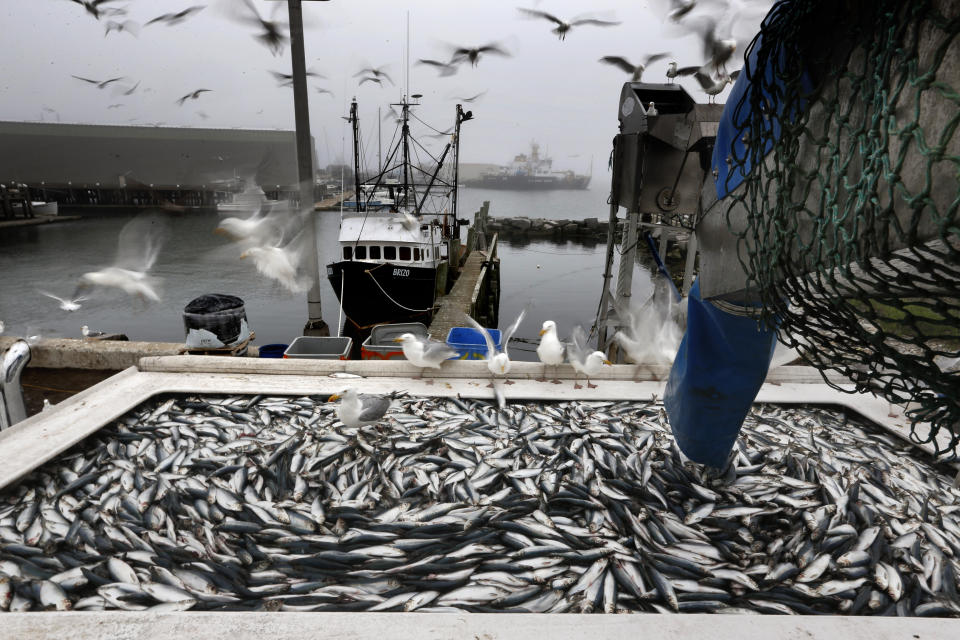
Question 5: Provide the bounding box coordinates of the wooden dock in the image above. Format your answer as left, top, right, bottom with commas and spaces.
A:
315, 191, 353, 211
429, 201, 500, 340
0, 214, 81, 230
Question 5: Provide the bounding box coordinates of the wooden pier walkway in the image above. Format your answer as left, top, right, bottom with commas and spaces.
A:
428, 201, 500, 340
0, 214, 81, 230
315, 191, 353, 211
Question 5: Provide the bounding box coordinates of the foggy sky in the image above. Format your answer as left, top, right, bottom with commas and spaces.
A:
0, 0, 772, 177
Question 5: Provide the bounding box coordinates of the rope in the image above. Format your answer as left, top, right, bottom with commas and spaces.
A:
364, 264, 436, 313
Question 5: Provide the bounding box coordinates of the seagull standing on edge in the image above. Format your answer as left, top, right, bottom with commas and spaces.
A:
536, 320, 565, 383
328, 389, 391, 430
567, 325, 612, 389
394, 333, 457, 383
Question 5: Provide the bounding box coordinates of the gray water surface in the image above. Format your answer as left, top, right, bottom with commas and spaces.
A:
0, 185, 651, 360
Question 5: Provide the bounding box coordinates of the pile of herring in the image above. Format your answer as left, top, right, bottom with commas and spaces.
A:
1, 393, 959, 615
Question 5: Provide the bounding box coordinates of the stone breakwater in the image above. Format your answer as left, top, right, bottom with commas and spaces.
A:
485, 217, 623, 241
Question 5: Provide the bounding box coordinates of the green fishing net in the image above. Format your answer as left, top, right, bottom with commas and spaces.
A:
724, 0, 960, 455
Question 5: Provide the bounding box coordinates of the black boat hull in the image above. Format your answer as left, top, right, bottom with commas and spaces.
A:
327, 260, 437, 327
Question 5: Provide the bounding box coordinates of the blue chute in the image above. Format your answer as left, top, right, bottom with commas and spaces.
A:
664, 280, 778, 467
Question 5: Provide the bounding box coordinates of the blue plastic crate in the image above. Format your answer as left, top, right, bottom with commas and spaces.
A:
446, 327, 502, 360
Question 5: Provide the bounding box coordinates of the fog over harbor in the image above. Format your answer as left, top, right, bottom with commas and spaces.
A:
0, 0, 770, 173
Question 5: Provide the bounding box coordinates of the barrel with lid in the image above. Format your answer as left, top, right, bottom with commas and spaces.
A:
183, 294, 252, 353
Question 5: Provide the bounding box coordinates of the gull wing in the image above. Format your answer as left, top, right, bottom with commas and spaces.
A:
462, 313, 496, 359
357, 395, 391, 422
517, 8, 564, 26
501, 306, 529, 357
422, 339, 458, 363
569, 325, 591, 365
113, 212, 171, 272
599, 56, 635, 74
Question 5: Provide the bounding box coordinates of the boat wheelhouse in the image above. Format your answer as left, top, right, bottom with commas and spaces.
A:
326, 96, 470, 329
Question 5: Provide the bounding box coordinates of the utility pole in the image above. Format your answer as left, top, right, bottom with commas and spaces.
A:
280, 0, 329, 335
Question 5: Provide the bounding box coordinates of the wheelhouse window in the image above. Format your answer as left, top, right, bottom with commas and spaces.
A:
399, 246, 411, 261
343, 246, 352, 260
384, 246, 397, 260
413, 248, 421, 261
355, 246, 367, 260
369, 246, 381, 260
425, 249, 430, 258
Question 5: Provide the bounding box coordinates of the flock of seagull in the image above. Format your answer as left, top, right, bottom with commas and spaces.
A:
63, 0, 765, 118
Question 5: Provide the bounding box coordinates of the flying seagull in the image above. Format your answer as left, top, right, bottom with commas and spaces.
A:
231, 0, 288, 56
69, 0, 120, 20
462, 307, 527, 383
453, 90, 487, 103
270, 70, 324, 87
328, 389, 391, 429
104, 19, 139, 37
358, 76, 384, 86
75, 212, 170, 303
145, 5, 206, 27
517, 8, 621, 40
122, 80, 141, 95
449, 43, 511, 67
685, 16, 738, 75
417, 59, 458, 77
315, 87, 334, 97
72, 75, 125, 89
176, 88, 211, 105
354, 66, 393, 86
598, 53, 670, 81
39, 290, 87, 312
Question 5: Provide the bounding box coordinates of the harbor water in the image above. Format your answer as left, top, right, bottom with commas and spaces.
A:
0, 184, 653, 360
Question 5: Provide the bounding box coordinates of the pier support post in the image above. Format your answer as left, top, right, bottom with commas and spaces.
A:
285, 0, 329, 336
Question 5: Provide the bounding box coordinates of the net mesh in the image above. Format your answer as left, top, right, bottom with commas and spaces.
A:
724, 0, 960, 455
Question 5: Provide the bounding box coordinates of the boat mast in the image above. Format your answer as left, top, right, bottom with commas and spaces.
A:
453, 104, 464, 237
349, 99, 362, 211
401, 97, 411, 212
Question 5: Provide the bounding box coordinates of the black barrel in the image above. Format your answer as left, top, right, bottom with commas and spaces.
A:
183, 294, 251, 353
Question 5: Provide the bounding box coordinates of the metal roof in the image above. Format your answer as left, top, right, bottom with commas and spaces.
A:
0, 121, 312, 189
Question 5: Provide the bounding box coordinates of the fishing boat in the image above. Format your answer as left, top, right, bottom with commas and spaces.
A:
326, 96, 472, 329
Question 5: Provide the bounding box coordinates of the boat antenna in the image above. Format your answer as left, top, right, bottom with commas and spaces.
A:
349, 99, 362, 212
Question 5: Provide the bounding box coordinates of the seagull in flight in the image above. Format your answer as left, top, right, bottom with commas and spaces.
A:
104, 19, 139, 37
354, 66, 393, 86
417, 59, 458, 77
358, 76, 384, 86
39, 290, 87, 312
176, 89, 211, 105
75, 212, 170, 303
449, 42, 511, 67
517, 8, 621, 40
453, 90, 487, 103
314, 87, 334, 97
598, 53, 670, 81
69, 0, 120, 20
270, 70, 324, 87
72, 75, 125, 89
122, 80, 140, 95
145, 5, 206, 27
462, 307, 527, 384
231, 0, 288, 56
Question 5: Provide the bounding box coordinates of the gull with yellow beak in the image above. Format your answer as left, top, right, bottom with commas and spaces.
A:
394, 333, 458, 382
568, 325, 612, 389
536, 320, 565, 383
462, 307, 527, 385
328, 388, 391, 429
